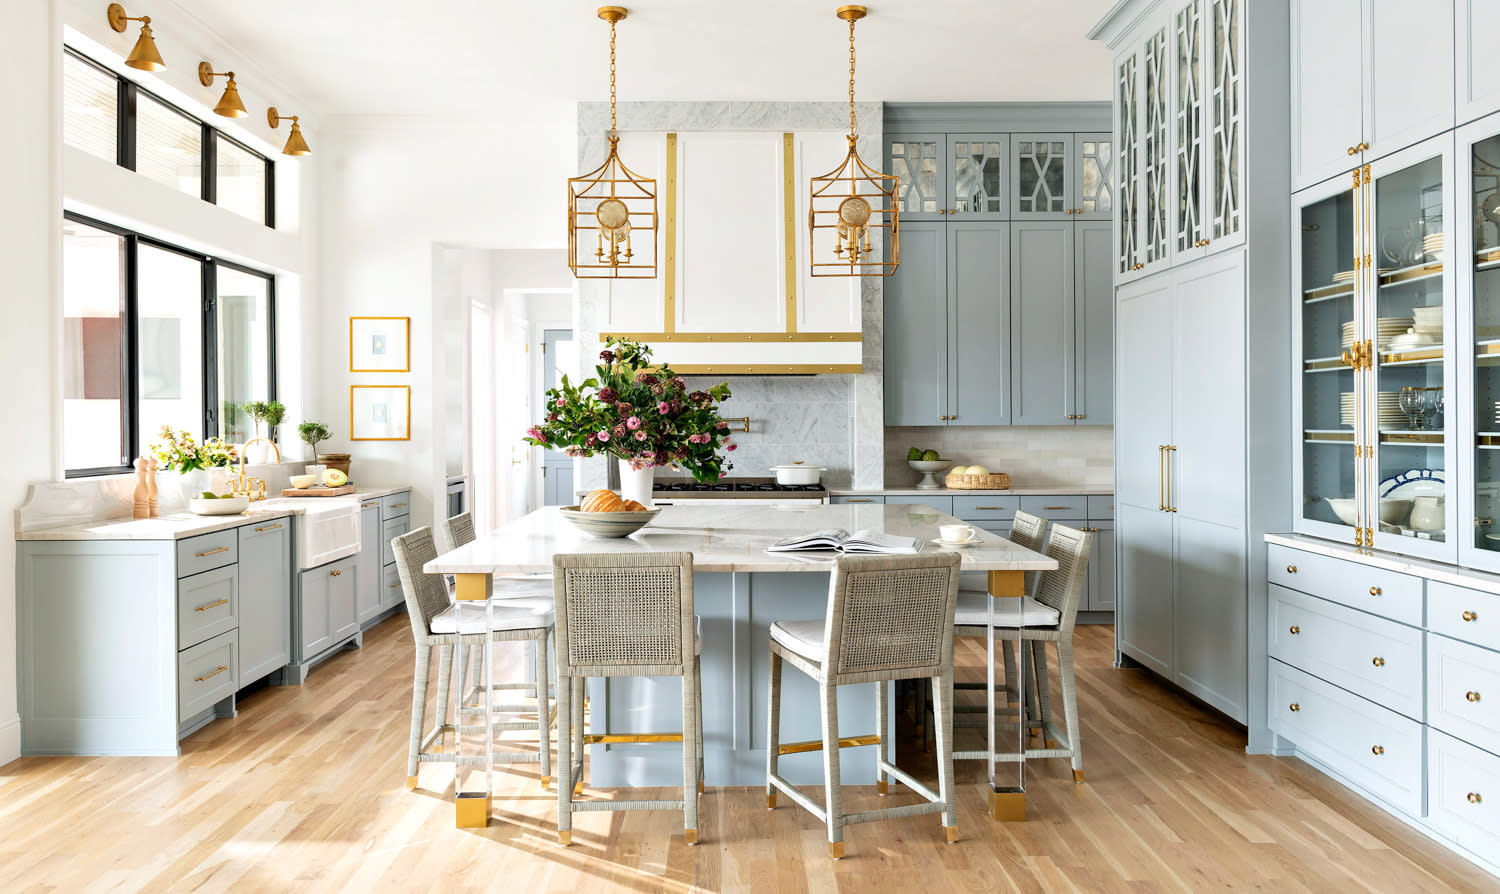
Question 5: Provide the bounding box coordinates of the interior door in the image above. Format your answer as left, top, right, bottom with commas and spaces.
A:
541, 329, 575, 506
884, 221, 948, 426
948, 221, 1010, 426
1010, 221, 1075, 425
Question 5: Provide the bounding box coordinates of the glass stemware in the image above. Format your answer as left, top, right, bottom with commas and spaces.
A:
1399, 387, 1426, 430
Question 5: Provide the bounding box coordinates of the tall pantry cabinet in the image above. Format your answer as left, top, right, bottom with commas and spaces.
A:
1089, 0, 1291, 742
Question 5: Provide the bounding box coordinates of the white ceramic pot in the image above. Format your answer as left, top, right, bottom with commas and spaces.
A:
177, 467, 232, 503
1409, 495, 1444, 531
770, 462, 827, 486
618, 458, 655, 508
243, 441, 275, 464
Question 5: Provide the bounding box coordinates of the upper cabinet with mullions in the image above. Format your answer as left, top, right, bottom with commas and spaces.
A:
888, 132, 1112, 223
1290, 0, 1460, 193
1116, 0, 1244, 283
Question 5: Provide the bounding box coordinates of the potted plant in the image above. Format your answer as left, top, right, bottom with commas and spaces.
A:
241, 400, 287, 462
298, 420, 332, 473
150, 425, 238, 503
523, 337, 736, 507
263, 400, 286, 443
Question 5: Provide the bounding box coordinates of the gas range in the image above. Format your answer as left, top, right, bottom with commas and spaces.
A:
651, 477, 829, 505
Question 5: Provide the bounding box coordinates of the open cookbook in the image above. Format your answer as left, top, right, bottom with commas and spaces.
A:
766, 528, 921, 555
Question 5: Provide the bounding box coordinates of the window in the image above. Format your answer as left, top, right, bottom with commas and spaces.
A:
62, 48, 274, 227
62, 212, 277, 477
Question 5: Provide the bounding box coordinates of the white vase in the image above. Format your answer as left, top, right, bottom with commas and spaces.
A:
618, 458, 655, 508
244, 441, 274, 464
1409, 495, 1444, 531
177, 469, 210, 503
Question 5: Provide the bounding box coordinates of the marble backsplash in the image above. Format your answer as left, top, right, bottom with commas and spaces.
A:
683, 375, 856, 488
885, 426, 1114, 491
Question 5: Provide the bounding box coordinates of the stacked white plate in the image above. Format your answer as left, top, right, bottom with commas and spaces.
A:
1342, 391, 1407, 427
1333, 270, 1356, 284
1412, 304, 1443, 336
1342, 317, 1415, 350
1424, 232, 1444, 261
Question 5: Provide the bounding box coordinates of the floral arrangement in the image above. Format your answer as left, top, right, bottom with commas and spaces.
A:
523, 337, 736, 482
150, 425, 238, 472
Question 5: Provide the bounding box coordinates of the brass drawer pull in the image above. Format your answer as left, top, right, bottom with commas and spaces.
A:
1469, 792, 1483, 804
194, 665, 229, 683
975, 506, 1004, 510
1463, 611, 1478, 622
1286, 565, 1297, 573
194, 546, 230, 558
1467, 691, 1481, 703
390, 502, 408, 509
253, 523, 283, 533
389, 581, 402, 588
331, 569, 342, 577
846, 499, 874, 503
362, 501, 380, 509
1371, 657, 1385, 667
1289, 703, 1301, 712
1369, 586, 1382, 596
194, 598, 230, 613
1041, 505, 1072, 510
1371, 745, 1384, 756
1289, 626, 1301, 635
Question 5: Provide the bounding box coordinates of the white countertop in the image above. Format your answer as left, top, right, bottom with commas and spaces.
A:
426, 503, 1057, 575
1265, 532, 1500, 596
831, 487, 1114, 497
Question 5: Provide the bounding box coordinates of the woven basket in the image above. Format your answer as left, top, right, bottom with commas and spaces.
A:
943, 471, 1012, 490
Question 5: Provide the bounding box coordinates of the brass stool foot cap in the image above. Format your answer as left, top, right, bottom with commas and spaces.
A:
876, 779, 888, 796
767, 793, 777, 809
685, 829, 699, 845
1046, 739, 1059, 749
944, 825, 960, 844
1072, 769, 1086, 783
574, 781, 584, 796
699, 779, 704, 794
540, 778, 551, 790
558, 830, 572, 846
828, 841, 845, 860
405, 775, 418, 790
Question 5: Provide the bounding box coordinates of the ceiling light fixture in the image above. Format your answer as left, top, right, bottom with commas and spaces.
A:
267, 107, 311, 156
197, 62, 247, 118
568, 6, 657, 280
808, 5, 899, 277
106, 3, 165, 71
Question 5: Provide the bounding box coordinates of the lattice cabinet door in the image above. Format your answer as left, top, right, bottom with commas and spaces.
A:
886, 134, 948, 222
1206, 0, 1244, 251
1075, 133, 1114, 222
948, 134, 1010, 220
1010, 133, 1073, 220
1171, 0, 1210, 261
1117, 47, 1145, 278
1142, 21, 1173, 273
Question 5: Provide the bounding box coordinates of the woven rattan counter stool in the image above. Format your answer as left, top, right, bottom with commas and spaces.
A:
766, 552, 962, 859
953, 522, 1092, 782
392, 527, 557, 793
552, 552, 704, 847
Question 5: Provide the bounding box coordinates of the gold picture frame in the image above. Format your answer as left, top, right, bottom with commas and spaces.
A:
349, 316, 410, 372
350, 385, 411, 441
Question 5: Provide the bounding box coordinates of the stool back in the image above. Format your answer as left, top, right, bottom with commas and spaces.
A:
443, 511, 475, 552
823, 552, 961, 684
1032, 523, 1092, 633
391, 527, 454, 643
552, 552, 695, 677
1009, 510, 1049, 596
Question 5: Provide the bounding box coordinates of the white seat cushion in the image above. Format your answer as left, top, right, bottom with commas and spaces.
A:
431, 597, 554, 634
769, 619, 826, 663
493, 577, 554, 600
954, 593, 1060, 628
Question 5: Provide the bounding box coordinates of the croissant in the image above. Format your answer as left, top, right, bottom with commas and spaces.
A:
621, 499, 647, 511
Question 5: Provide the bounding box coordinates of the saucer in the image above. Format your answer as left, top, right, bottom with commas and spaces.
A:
934, 537, 979, 548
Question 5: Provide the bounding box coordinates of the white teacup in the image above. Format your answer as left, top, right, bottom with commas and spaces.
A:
938, 524, 977, 543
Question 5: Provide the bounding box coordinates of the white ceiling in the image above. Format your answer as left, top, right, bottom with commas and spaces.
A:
186, 1, 1117, 116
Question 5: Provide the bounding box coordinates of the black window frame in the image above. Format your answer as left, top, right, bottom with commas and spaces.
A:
63, 210, 278, 478
64, 46, 275, 228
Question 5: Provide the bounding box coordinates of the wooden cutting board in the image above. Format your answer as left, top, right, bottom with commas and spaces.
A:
280, 485, 357, 497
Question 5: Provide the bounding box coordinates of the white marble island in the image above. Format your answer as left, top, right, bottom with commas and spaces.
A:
427, 503, 1056, 789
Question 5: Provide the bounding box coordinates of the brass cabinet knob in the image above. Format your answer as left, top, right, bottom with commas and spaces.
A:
1347, 146, 1358, 156
1289, 626, 1301, 635
1463, 610, 1478, 622
1287, 565, 1298, 573
1469, 792, 1483, 804
1468, 691, 1482, 703
1369, 586, 1382, 596
1371, 745, 1384, 755
1372, 657, 1385, 667
1289, 703, 1301, 712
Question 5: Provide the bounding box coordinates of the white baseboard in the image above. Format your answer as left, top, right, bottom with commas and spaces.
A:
0, 714, 20, 767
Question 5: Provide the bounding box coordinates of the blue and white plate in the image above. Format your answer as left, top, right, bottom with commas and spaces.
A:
1380, 468, 1444, 499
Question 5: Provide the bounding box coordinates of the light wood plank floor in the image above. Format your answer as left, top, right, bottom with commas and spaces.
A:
1, 618, 1495, 892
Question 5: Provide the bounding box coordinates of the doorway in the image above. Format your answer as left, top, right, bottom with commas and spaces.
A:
540, 328, 575, 506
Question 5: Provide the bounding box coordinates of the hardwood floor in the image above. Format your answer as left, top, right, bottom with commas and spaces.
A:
1, 617, 1495, 892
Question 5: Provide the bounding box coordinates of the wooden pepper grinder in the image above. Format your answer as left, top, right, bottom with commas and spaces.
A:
146, 457, 160, 517
132, 458, 151, 519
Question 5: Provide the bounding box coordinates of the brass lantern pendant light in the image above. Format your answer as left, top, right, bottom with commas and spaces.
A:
809, 5, 899, 277
568, 6, 658, 279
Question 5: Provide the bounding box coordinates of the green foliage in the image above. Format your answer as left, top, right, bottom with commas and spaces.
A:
262, 401, 286, 428
298, 420, 332, 456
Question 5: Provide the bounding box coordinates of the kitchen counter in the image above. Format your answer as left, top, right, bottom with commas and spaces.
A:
830, 486, 1114, 496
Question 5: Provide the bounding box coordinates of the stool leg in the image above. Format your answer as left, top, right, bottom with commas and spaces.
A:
556, 670, 572, 845
766, 651, 782, 809
1031, 640, 1053, 745
1059, 640, 1083, 783
407, 642, 431, 788
683, 658, 700, 844
694, 660, 704, 795
572, 677, 586, 794
534, 633, 551, 785
932, 673, 958, 842
875, 680, 889, 795
820, 681, 845, 859
433, 643, 454, 753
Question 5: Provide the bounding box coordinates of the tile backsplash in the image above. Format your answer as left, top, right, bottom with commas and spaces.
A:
885, 426, 1114, 490
685, 375, 855, 488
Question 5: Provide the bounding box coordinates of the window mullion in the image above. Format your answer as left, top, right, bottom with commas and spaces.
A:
123, 235, 141, 466
203, 261, 219, 440
119, 79, 136, 171
202, 124, 216, 205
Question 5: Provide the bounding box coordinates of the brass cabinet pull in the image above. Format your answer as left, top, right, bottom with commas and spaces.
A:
1371, 745, 1384, 756
846, 499, 874, 503
331, 569, 342, 577
1289, 626, 1301, 635
253, 523, 283, 532
1077, 414, 1085, 420
1371, 657, 1385, 667
1469, 792, 1483, 804
1194, 239, 1210, 247
1289, 703, 1301, 712
362, 501, 379, 509
389, 581, 402, 588
1463, 610, 1478, 622
391, 502, 408, 509
195, 665, 229, 683
1041, 505, 1072, 510
1286, 565, 1298, 573
1369, 586, 1382, 596
1468, 691, 1482, 703
194, 546, 230, 558
1165, 446, 1177, 511
194, 598, 230, 613
1159, 445, 1167, 511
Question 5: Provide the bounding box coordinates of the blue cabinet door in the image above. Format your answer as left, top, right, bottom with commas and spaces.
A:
1010, 221, 1075, 425
356, 502, 382, 624
948, 221, 1011, 426
1075, 220, 1114, 424
885, 221, 948, 426
238, 520, 291, 684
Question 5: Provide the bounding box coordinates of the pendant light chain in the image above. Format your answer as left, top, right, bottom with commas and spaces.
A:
847, 16, 857, 137
609, 17, 618, 138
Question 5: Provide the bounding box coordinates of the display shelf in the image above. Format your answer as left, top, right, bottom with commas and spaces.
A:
1304, 282, 1354, 303
1377, 347, 1445, 367
1377, 430, 1444, 445
1304, 355, 1353, 373
1378, 261, 1443, 288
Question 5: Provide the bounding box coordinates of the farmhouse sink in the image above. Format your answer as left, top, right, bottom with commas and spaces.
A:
256, 497, 361, 568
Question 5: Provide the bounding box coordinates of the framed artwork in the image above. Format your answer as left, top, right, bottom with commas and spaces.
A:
349, 316, 410, 372
350, 385, 411, 441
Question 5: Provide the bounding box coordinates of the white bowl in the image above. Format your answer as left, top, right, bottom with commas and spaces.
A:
189, 495, 250, 516
558, 506, 660, 538
289, 474, 318, 489
770, 463, 827, 486
1323, 497, 1412, 526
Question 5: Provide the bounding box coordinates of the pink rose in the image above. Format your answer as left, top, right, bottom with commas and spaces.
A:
657, 401, 671, 414
727, 442, 737, 451
555, 398, 565, 408
626, 416, 641, 430
597, 429, 610, 442
634, 430, 647, 441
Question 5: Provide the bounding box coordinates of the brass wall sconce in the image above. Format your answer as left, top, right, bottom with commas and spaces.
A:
106, 3, 165, 71
197, 62, 247, 118
267, 107, 311, 156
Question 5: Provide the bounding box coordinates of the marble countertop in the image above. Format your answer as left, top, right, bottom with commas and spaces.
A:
1265, 532, 1500, 596
830, 487, 1114, 497
426, 503, 1057, 575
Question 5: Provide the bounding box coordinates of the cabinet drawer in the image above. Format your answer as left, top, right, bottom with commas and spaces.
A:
1427, 728, 1500, 861
381, 492, 411, 520
1020, 495, 1086, 520
831, 495, 883, 505
381, 514, 411, 568
1085, 495, 1115, 520
1267, 544, 1423, 627
1428, 633, 1500, 755
953, 495, 1019, 521
1269, 659, 1423, 816
1268, 585, 1424, 720
177, 565, 238, 651
384, 562, 405, 609
1429, 581, 1500, 652
178, 630, 237, 721
884, 495, 953, 514
176, 529, 238, 578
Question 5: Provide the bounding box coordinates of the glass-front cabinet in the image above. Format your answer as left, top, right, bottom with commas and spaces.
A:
1459, 113, 1500, 572
1294, 134, 1458, 563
